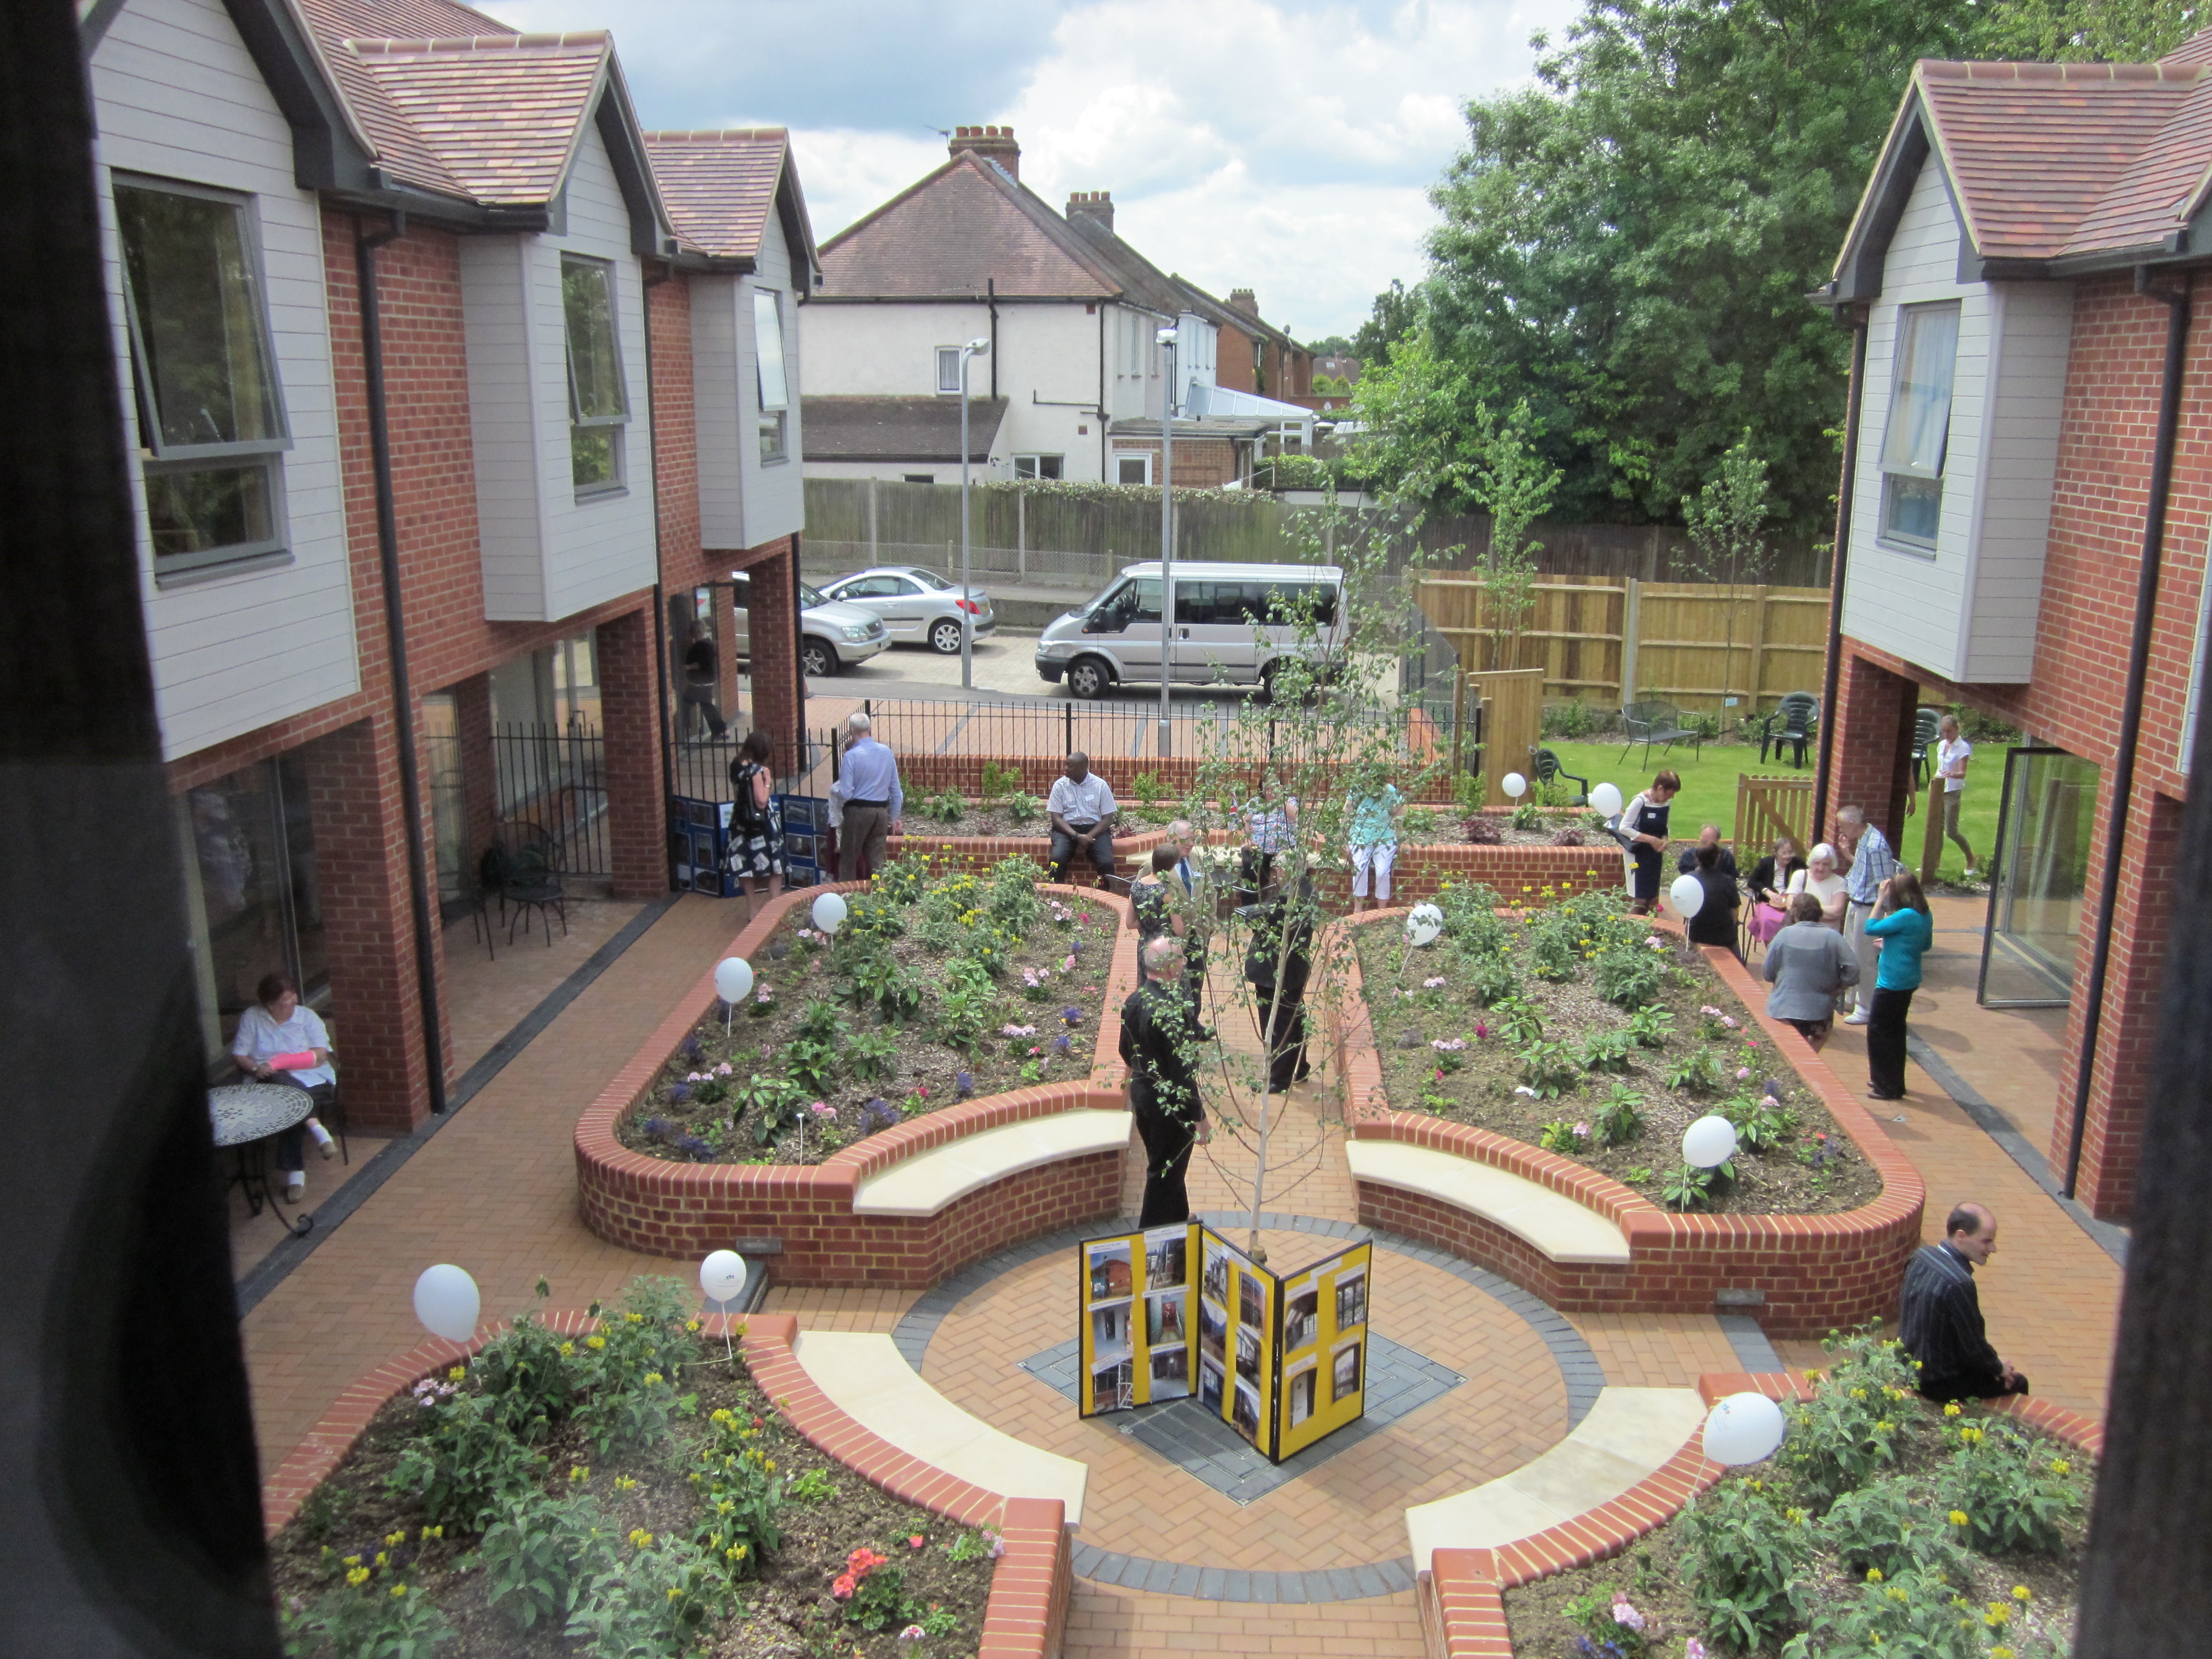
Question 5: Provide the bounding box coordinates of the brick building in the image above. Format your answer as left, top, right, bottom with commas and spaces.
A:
89, 0, 815, 1138
1815, 33, 2212, 1217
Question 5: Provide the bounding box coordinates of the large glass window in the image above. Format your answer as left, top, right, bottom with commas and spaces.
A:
1978, 746, 2098, 1007
1879, 302, 1960, 550
562, 255, 628, 494
754, 288, 789, 463
116, 178, 289, 575
1015, 454, 1064, 479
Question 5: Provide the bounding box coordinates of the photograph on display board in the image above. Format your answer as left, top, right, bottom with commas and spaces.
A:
1146, 1289, 1186, 1347
1197, 1296, 1227, 1367
1145, 1227, 1188, 1289
1199, 1358, 1225, 1413
1234, 1323, 1263, 1386
1334, 1267, 1368, 1332
1238, 1269, 1263, 1332
1232, 1378, 1263, 1444
1287, 1360, 1317, 1428
1094, 1357, 1135, 1412
1202, 1238, 1229, 1306
1284, 1285, 1319, 1352
1087, 1240, 1133, 1302
1091, 1302, 1133, 1366
1332, 1340, 1363, 1404
1151, 1347, 1191, 1399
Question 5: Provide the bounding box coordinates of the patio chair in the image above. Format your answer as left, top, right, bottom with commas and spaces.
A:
1909, 706, 1943, 787
1532, 746, 1590, 807
1757, 692, 1819, 769
484, 822, 568, 947
1619, 700, 1703, 766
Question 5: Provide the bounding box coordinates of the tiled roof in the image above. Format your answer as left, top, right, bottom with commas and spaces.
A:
643, 130, 790, 260
2164, 25, 2212, 67
819, 154, 1117, 300
2062, 72, 2212, 255
1174, 274, 1301, 350
801, 396, 1009, 462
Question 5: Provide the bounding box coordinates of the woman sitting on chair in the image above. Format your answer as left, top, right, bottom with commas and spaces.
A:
1745, 835, 1808, 949
231, 972, 338, 1204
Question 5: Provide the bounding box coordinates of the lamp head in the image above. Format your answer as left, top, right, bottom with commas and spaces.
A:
966, 337, 990, 354
1156, 326, 1178, 347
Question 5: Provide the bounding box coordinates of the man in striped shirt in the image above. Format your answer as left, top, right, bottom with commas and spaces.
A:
1837, 805, 1897, 1026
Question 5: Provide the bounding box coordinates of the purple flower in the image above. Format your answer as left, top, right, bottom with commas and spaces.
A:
1610, 1592, 1645, 1633
675, 1134, 714, 1160
863, 1098, 900, 1132
1735, 1067, 1752, 1081
667, 1083, 692, 1104
1062, 1005, 1084, 1026
681, 1036, 703, 1062
954, 1071, 975, 1099
643, 1117, 672, 1140
1055, 1032, 1072, 1056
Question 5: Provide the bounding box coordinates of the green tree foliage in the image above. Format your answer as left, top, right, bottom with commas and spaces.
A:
1680, 433, 1775, 702
1350, 278, 1421, 366
1976, 0, 2205, 59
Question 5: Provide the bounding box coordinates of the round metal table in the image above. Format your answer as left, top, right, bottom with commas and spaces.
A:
208, 1083, 315, 1236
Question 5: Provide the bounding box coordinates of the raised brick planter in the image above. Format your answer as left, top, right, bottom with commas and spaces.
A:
573, 884, 1141, 1283
1413, 1369, 2105, 1659
1326, 909, 1926, 1338
260, 1311, 1072, 1659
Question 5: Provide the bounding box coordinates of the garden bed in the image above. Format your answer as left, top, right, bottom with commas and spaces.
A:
903, 795, 1188, 840
616, 856, 1117, 1166
1352, 885, 1882, 1215
1502, 1336, 2092, 1658
270, 1279, 997, 1659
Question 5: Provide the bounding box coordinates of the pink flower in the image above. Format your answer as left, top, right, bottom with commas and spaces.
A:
686, 1071, 703, 1082
1573, 1123, 1590, 1139
811, 1101, 836, 1119
984, 1529, 1005, 1559
907, 1534, 926, 1550
1687, 1641, 1708, 1659
1423, 976, 1447, 989
832, 1573, 856, 1600
1474, 1021, 1489, 1040
1062, 954, 1077, 972
917, 1084, 928, 1098
897, 1627, 926, 1647
1611, 1592, 1645, 1633
715, 1061, 734, 1076
1735, 1067, 1752, 1081
1720, 1015, 1739, 1029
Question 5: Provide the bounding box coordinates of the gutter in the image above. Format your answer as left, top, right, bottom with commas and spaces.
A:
353, 212, 448, 1117
1813, 305, 1869, 839
2062, 266, 2193, 1201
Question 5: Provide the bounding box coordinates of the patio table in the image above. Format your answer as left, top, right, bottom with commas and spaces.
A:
208, 1083, 315, 1237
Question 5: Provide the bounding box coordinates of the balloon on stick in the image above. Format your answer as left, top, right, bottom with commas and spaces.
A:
1702, 1391, 1787, 1465
1590, 782, 1624, 818
1405, 903, 1444, 947
714, 957, 753, 1031
1670, 874, 1705, 918
700, 1249, 749, 1362
1682, 1114, 1739, 1168
1502, 772, 1527, 801
812, 891, 849, 934
413, 1264, 480, 1344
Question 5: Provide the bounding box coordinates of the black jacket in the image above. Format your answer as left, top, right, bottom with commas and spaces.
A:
1119, 983, 1202, 1118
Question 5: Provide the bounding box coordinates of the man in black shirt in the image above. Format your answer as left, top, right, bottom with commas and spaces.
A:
1119, 938, 1211, 1225
1684, 841, 1741, 957
1898, 1202, 2028, 1402
680, 625, 728, 740
1676, 823, 1739, 879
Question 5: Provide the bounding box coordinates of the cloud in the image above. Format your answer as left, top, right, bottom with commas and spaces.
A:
478, 0, 1582, 337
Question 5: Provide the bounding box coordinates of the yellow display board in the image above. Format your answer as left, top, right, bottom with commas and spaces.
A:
1078, 1223, 1371, 1463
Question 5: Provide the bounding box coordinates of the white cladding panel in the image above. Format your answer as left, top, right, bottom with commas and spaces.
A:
693, 274, 745, 547
1963, 281, 2072, 682
464, 119, 656, 622
93, 0, 359, 763
738, 205, 805, 548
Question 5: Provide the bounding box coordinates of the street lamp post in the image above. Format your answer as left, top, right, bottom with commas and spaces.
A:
958, 336, 991, 690
1156, 325, 1177, 758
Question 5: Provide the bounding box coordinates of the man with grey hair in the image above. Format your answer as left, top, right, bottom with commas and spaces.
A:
1118, 937, 1211, 1224
831, 711, 902, 880
1166, 818, 1208, 1016
1835, 804, 1896, 1026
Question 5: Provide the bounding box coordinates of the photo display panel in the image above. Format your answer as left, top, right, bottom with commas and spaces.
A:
1275, 1240, 1370, 1458
1079, 1222, 1197, 1416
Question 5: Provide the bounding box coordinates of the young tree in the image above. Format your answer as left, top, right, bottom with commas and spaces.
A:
1679, 432, 1775, 713
1469, 399, 1561, 675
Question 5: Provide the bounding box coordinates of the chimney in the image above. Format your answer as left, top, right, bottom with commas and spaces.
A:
1227, 288, 1259, 317
951, 124, 1020, 180
1066, 190, 1114, 233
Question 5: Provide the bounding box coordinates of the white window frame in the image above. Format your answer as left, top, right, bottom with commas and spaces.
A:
754, 288, 790, 465
1877, 301, 1961, 552
1115, 452, 1152, 486
936, 346, 961, 394
2185, 530, 2212, 773
115, 173, 293, 576
1014, 453, 1065, 479
562, 253, 630, 499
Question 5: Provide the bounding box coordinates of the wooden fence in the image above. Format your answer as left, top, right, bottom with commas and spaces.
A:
1410, 572, 1832, 717
1736, 774, 1816, 857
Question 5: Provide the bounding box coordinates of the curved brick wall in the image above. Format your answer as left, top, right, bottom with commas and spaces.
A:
1326, 910, 1926, 1338
573, 884, 1142, 1282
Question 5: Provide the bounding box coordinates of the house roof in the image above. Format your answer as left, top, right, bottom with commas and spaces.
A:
801, 396, 1009, 463
1173, 275, 1301, 351
643, 129, 819, 281
1829, 29, 2212, 298
818, 153, 1117, 300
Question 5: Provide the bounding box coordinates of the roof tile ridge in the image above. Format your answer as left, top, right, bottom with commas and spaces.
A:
347, 29, 608, 55
644, 128, 790, 143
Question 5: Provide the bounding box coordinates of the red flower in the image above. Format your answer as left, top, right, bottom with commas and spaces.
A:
907, 1534, 926, 1550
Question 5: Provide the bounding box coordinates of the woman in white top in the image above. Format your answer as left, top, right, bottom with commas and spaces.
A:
1786, 843, 1849, 931
1934, 713, 1978, 878
231, 971, 338, 1201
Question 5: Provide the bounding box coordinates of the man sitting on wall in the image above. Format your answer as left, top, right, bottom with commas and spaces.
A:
1898, 1202, 2030, 1402
1047, 752, 1119, 889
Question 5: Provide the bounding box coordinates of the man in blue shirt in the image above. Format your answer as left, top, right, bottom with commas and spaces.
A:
1836, 805, 1897, 1026
831, 712, 903, 880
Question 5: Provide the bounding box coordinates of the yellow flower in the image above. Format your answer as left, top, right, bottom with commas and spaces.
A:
342, 1556, 361, 1567
2012, 1586, 2031, 1602
587, 1335, 607, 1350
686, 1319, 702, 1333
726, 1543, 747, 1561
629, 1529, 654, 1549
624, 1311, 644, 1324
667, 1588, 682, 1602
1991, 1649, 2016, 1659
373, 1552, 388, 1568
1866, 1569, 1883, 1583
614, 1475, 639, 1492
559, 1342, 575, 1357
390, 1585, 409, 1600
1948, 1510, 1970, 1526
346, 1567, 370, 1588
1985, 1603, 2012, 1626
2049, 1458, 2071, 1475
1886, 1587, 1908, 1603
643, 1372, 665, 1387
385, 1531, 405, 1547
420, 1525, 442, 1541
447, 1366, 467, 1383
1942, 1402, 1961, 1417
570, 1465, 590, 1483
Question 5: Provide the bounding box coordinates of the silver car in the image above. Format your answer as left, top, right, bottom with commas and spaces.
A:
730, 569, 886, 677
818, 565, 997, 655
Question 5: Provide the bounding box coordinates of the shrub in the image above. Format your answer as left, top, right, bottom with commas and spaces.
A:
935, 961, 1001, 1057
1780, 1564, 1989, 1659
286, 1557, 455, 1659
1817, 1475, 1970, 1582
1004, 791, 1042, 825
1592, 947, 1668, 1008
471, 1304, 573, 1444
1579, 1029, 1635, 1073
732, 1073, 807, 1147
845, 1027, 899, 1082
566, 1533, 731, 1659
1666, 1044, 1727, 1095
1782, 1344, 1914, 1509
843, 890, 907, 942
841, 945, 924, 1022
1723, 1089, 1799, 1154
919, 788, 964, 823
1517, 1040, 1581, 1098
387, 1387, 547, 1532
1663, 1162, 1724, 1211
1549, 824, 1587, 846
1453, 770, 1489, 815
1401, 806, 1439, 840
1493, 997, 1545, 1047
1626, 1005, 1675, 1048
1681, 1477, 1810, 1651
477, 1488, 615, 1634
1932, 1417, 2084, 1554
1594, 1085, 1646, 1147
1511, 799, 1545, 831
869, 852, 932, 905
1462, 813, 1502, 845
1538, 1118, 1592, 1155
691, 1406, 786, 1576
1542, 698, 1600, 740
977, 759, 1024, 803
1469, 954, 1520, 1008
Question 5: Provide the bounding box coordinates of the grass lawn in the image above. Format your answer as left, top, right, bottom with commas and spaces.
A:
1535, 739, 2004, 884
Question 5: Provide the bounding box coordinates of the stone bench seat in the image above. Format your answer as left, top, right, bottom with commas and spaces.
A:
792, 1332, 1090, 1522
852, 1109, 1133, 1218
1345, 1140, 1632, 1265
1404, 1386, 1705, 1565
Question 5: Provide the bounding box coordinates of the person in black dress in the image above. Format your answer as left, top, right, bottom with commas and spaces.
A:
1685, 841, 1741, 956
1119, 940, 1211, 1225
1621, 769, 1679, 916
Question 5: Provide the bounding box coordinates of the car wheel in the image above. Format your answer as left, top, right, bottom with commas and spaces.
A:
1258, 661, 1281, 705
801, 638, 838, 677
930, 618, 965, 654
1067, 656, 1113, 700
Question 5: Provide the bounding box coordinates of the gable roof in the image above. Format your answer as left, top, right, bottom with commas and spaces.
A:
801, 395, 1009, 463
818, 151, 1117, 301
643, 129, 819, 284
1173, 275, 1302, 351
1828, 35, 2212, 300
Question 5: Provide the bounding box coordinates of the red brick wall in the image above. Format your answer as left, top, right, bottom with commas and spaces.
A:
1109, 436, 1240, 488
596, 608, 668, 898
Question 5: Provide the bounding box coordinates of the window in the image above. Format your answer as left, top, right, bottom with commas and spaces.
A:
907, 568, 952, 590
1014, 454, 1064, 479
562, 255, 628, 494
1117, 453, 1151, 486
936, 346, 961, 393
116, 178, 290, 575
902, 473, 935, 485
1879, 302, 1960, 549
754, 288, 789, 463
837, 575, 909, 599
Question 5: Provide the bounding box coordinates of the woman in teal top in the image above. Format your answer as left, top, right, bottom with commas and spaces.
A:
1862, 869, 1934, 1099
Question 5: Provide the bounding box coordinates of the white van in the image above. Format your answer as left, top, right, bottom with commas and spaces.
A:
1034, 562, 1347, 700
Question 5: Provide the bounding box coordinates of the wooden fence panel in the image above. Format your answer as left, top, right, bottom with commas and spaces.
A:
1469, 669, 1546, 806
1736, 774, 1816, 857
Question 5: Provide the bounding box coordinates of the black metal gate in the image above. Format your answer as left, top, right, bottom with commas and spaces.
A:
492, 720, 611, 878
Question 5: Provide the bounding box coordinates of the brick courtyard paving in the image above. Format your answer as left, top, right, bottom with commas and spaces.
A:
238, 887, 2127, 1658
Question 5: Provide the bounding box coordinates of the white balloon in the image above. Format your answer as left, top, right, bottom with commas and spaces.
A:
1405, 902, 1444, 947
699, 1249, 748, 1305
1670, 874, 1705, 918
713, 957, 754, 1004
1702, 1391, 1788, 1466
812, 891, 849, 933
413, 1264, 480, 1343
1590, 782, 1624, 818
1682, 1114, 1739, 1168
1502, 772, 1527, 800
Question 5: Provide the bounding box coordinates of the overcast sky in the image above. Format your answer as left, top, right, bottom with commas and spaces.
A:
479, 0, 1581, 342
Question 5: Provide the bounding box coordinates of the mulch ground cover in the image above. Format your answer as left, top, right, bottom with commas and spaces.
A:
1352, 892, 1883, 1215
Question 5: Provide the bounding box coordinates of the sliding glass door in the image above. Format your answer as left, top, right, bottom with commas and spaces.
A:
1978, 746, 2098, 1008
